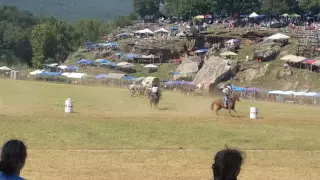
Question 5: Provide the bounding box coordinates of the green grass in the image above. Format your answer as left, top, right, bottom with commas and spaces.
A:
1, 79, 319, 179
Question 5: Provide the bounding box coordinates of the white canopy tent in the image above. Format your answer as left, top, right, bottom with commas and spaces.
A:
220, 51, 237, 56
176, 32, 186, 37
266, 33, 290, 40
0, 66, 11, 71
154, 28, 169, 33
280, 55, 306, 63
144, 64, 158, 68
29, 70, 44, 75
117, 62, 135, 68
135, 28, 154, 35
62, 72, 86, 79
249, 12, 259, 18
58, 65, 68, 70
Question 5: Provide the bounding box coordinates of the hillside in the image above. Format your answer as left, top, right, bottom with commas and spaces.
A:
0, 0, 133, 21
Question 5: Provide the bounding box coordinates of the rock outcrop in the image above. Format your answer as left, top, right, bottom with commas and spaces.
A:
173, 56, 199, 80
253, 42, 280, 61
193, 55, 239, 85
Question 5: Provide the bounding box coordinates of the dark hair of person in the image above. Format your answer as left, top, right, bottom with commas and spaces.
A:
212, 147, 245, 180
0, 140, 27, 174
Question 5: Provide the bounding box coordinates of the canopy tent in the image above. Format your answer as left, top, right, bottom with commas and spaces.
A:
304, 59, 317, 65
231, 85, 246, 92
116, 33, 129, 37
289, 13, 300, 18
95, 59, 110, 63
84, 42, 93, 45
37, 71, 61, 77
76, 59, 93, 64
46, 63, 58, 67
106, 73, 126, 79
281, 13, 289, 17
135, 77, 145, 82
194, 49, 208, 53
169, 71, 181, 75
220, 51, 237, 56
170, 27, 179, 31
312, 60, 320, 66
249, 12, 259, 18
154, 28, 169, 33
246, 87, 260, 92
127, 54, 137, 59
122, 76, 136, 80
268, 90, 295, 95
144, 64, 158, 68
135, 29, 154, 34
62, 72, 86, 79
226, 39, 240, 44
106, 43, 119, 47
266, 33, 290, 40
195, 15, 205, 19
95, 74, 108, 79
30, 70, 44, 75
117, 62, 130, 66
280, 55, 306, 63
0, 66, 11, 71
115, 52, 121, 56
58, 65, 68, 70
176, 32, 186, 37
117, 62, 135, 68
65, 66, 79, 71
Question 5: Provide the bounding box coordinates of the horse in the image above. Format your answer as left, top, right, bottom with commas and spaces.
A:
149, 89, 162, 109
210, 93, 240, 116
128, 84, 137, 97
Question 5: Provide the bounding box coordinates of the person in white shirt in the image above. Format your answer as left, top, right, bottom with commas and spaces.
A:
222, 84, 233, 108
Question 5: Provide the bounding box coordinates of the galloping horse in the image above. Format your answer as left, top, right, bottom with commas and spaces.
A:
210, 93, 240, 116
149, 89, 162, 109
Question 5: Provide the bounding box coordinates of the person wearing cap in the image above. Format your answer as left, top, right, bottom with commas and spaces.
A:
222, 84, 233, 108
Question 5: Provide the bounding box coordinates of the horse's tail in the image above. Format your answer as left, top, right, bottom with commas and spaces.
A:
210, 101, 215, 111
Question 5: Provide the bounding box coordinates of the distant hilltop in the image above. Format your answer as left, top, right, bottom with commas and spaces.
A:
0, 0, 133, 21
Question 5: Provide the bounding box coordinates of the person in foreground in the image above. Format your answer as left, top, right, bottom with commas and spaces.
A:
0, 140, 27, 180
212, 147, 244, 180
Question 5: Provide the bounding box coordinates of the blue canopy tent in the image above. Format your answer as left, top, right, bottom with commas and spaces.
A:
107, 43, 119, 47
97, 59, 110, 63
117, 33, 129, 37
231, 85, 246, 92
37, 71, 61, 77
95, 74, 109, 79
65, 66, 79, 71
76, 59, 94, 65
194, 48, 208, 54
85, 42, 93, 45
122, 76, 136, 80
116, 52, 121, 56
127, 54, 137, 59
169, 72, 180, 75
170, 27, 179, 31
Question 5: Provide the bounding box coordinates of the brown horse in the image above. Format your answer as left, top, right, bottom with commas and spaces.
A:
210, 93, 240, 116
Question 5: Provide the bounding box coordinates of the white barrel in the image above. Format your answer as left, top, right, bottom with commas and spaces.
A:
250, 107, 258, 119
65, 98, 73, 113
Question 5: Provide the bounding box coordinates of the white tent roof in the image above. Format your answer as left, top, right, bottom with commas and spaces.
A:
266, 33, 290, 40
117, 62, 130, 66
29, 70, 44, 75
220, 51, 237, 56
62, 72, 86, 79
280, 55, 306, 62
144, 64, 158, 68
0, 66, 11, 71
58, 65, 68, 70
143, 28, 154, 34
155, 28, 169, 33
249, 12, 259, 18
176, 32, 186, 37
135, 29, 154, 34
46, 63, 58, 67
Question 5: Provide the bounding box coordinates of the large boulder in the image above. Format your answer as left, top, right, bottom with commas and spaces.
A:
193, 55, 239, 86
173, 56, 199, 80
253, 42, 280, 62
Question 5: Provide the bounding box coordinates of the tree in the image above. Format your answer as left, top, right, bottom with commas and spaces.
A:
31, 23, 53, 68
300, 0, 320, 12
133, 0, 160, 19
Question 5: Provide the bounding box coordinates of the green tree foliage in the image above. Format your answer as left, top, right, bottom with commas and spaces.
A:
133, 0, 160, 19
300, 0, 320, 12
164, 0, 214, 19
31, 23, 53, 68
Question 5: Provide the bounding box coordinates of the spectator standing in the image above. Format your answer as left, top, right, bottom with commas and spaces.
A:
0, 140, 27, 180
212, 147, 245, 180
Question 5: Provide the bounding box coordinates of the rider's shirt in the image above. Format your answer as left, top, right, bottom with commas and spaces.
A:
152, 87, 158, 93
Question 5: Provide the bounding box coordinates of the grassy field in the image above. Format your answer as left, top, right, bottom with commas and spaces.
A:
0, 79, 319, 180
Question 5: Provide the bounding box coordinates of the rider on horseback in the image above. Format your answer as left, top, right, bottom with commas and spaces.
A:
151, 84, 160, 98
222, 84, 233, 108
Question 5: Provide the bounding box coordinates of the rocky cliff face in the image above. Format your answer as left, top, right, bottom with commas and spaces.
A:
192, 55, 239, 86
